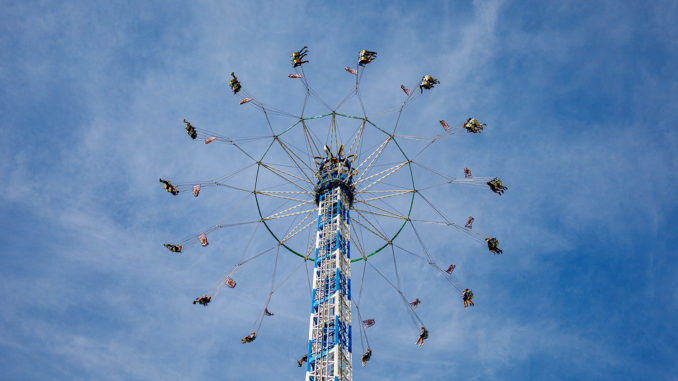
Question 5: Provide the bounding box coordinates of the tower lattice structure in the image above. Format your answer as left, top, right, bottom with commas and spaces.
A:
306, 155, 354, 381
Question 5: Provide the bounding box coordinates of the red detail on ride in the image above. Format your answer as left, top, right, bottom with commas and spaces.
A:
440, 120, 450, 131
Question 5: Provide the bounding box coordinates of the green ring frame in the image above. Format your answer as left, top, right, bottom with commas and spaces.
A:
254, 112, 415, 262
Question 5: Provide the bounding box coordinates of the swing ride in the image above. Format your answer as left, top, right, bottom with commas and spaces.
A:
160, 46, 506, 381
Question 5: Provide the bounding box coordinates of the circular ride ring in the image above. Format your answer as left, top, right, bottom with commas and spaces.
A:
253, 112, 416, 263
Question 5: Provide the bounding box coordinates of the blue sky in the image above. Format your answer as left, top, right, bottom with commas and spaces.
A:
1, 1, 677, 380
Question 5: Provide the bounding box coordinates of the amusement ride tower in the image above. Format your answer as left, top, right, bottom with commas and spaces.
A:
306, 147, 355, 381
162, 47, 506, 381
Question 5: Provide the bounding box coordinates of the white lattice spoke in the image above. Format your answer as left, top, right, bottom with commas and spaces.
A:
355, 189, 414, 202
356, 161, 410, 193
354, 136, 392, 181
254, 190, 309, 203
262, 200, 314, 220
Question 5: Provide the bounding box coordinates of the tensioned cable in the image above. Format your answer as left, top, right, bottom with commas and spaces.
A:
416, 191, 485, 243
175, 163, 258, 189
407, 220, 465, 294
354, 260, 370, 352
211, 224, 266, 298
391, 242, 465, 294
252, 244, 282, 335
364, 259, 424, 329
299, 66, 333, 112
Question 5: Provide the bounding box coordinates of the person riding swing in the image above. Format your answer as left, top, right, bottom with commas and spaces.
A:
415, 326, 429, 346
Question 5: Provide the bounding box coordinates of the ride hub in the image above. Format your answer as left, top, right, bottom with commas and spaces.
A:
314, 151, 356, 208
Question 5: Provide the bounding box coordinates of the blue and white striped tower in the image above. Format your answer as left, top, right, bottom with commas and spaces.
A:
306, 154, 354, 381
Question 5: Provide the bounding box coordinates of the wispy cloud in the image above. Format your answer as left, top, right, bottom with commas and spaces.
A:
1, 0, 677, 380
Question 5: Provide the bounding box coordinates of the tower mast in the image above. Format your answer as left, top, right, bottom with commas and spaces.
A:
306, 149, 354, 381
